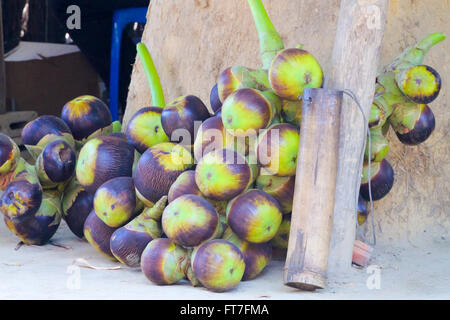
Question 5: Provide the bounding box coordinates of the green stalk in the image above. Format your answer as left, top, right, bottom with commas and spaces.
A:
136, 43, 165, 107
247, 0, 284, 69
389, 32, 446, 70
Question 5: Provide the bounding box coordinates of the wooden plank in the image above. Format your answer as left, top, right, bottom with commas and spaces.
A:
284, 88, 342, 290
325, 0, 388, 275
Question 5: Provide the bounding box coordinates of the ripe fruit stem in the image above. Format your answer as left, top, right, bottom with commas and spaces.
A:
137, 43, 165, 107
247, 0, 284, 69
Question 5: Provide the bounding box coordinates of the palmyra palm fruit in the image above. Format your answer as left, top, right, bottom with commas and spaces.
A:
0, 171, 43, 222
35, 139, 76, 188
395, 65, 441, 104
193, 115, 226, 161
357, 195, 369, 226
109, 131, 127, 140
256, 174, 295, 214
0, 133, 20, 174
110, 196, 166, 267
195, 148, 252, 201
83, 209, 117, 260
210, 83, 222, 114
271, 214, 290, 249
141, 238, 189, 285
93, 177, 138, 228
217, 66, 270, 103
227, 189, 282, 243
281, 99, 302, 127
133, 142, 193, 207
257, 123, 300, 176
126, 106, 169, 153
62, 178, 94, 238
269, 48, 323, 101
76, 135, 135, 194
161, 95, 210, 145
21, 115, 75, 159
360, 159, 394, 202
388, 102, 435, 145
167, 170, 202, 203
222, 227, 272, 281
162, 194, 219, 247
221, 88, 273, 136
364, 128, 390, 162
191, 239, 245, 292
61, 95, 112, 141
3, 189, 61, 245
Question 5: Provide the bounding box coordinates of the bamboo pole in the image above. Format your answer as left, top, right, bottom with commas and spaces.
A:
284, 88, 342, 290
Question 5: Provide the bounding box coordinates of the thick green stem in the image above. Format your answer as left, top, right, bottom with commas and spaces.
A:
247, 0, 284, 69
137, 43, 165, 107
417, 32, 446, 53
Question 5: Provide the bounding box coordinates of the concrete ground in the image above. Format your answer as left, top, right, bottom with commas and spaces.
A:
0, 220, 449, 300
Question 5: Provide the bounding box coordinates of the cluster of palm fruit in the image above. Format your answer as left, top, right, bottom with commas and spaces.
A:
358, 32, 445, 224
0, 0, 317, 292
0, 96, 121, 245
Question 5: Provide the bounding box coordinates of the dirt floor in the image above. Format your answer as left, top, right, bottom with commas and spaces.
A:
0, 220, 449, 300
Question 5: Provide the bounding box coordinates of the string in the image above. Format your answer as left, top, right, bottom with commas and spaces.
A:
342, 90, 376, 246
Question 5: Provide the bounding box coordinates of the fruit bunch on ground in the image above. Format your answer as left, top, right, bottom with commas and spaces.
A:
0, 0, 444, 292
358, 32, 445, 224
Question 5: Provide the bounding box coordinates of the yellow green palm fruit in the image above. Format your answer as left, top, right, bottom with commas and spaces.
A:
35, 139, 76, 189
93, 177, 139, 228
257, 123, 300, 176
21, 115, 75, 159
271, 214, 291, 249
221, 88, 273, 136
3, 189, 61, 245
395, 64, 441, 104
222, 227, 272, 281
0, 171, 43, 222
247, 0, 284, 69
0, 133, 20, 175
76, 135, 136, 194
167, 170, 202, 203
269, 48, 323, 101
209, 83, 223, 115
161, 95, 211, 145
357, 195, 369, 226
364, 127, 390, 162
360, 159, 394, 202
191, 239, 245, 292
193, 115, 227, 161
226, 189, 282, 243
162, 194, 219, 247
256, 174, 295, 214
125, 107, 169, 153
133, 142, 193, 207
140, 238, 189, 285
83, 209, 117, 260
281, 99, 302, 127
217, 66, 270, 103
61, 178, 94, 238
195, 148, 252, 201
61, 95, 113, 144
110, 196, 166, 267
388, 102, 435, 145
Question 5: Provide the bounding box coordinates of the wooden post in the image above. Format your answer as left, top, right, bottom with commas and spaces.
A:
0, 0, 6, 114
284, 88, 342, 290
326, 0, 387, 275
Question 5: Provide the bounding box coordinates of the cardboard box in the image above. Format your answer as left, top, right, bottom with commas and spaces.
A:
5, 42, 101, 116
